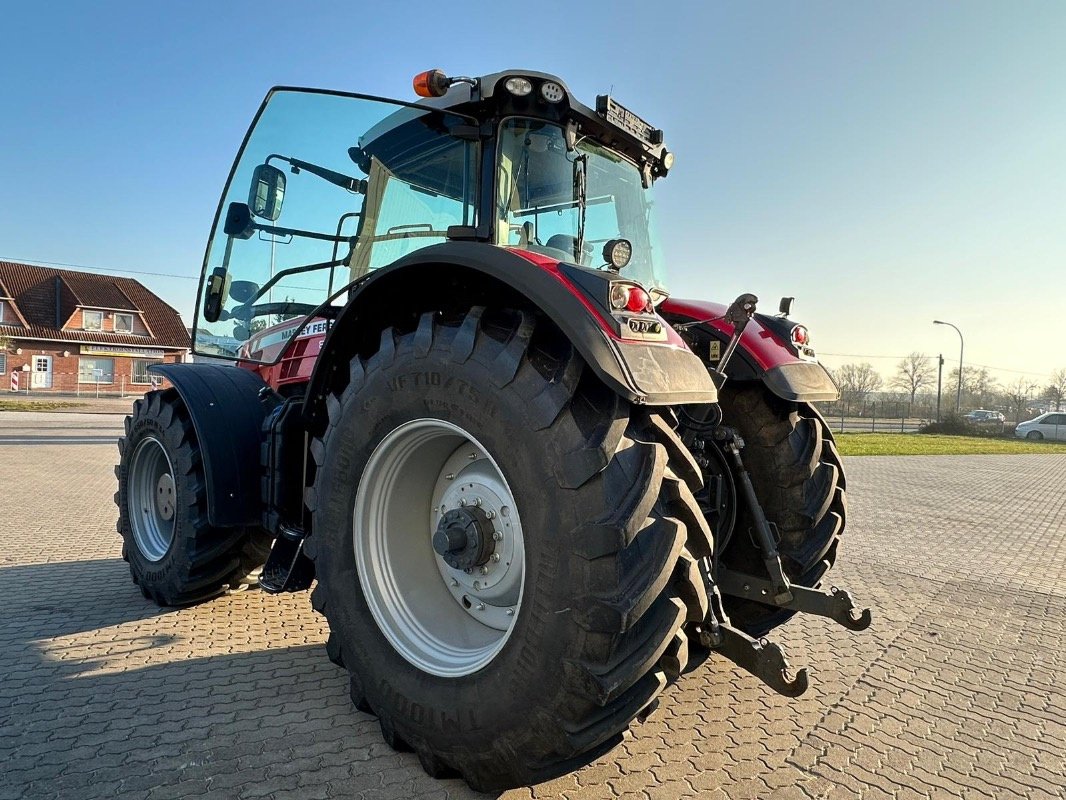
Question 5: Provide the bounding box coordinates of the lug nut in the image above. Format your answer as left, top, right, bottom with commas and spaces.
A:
459, 498, 467, 507
491, 553, 501, 563
492, 531, 502, 541
473, 497, 482, 506
486, 510, 496, 520
479, 566, 489, 575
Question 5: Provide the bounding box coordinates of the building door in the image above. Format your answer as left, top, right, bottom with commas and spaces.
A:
31, 356, 53, 389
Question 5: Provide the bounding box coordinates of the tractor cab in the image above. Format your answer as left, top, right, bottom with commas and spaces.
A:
195, 70, 673, 362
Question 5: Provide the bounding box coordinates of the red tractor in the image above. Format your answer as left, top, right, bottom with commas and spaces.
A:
115, 70, 870, 791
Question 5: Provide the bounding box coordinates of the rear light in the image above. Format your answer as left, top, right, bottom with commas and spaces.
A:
610, 282, 653, 314
626, 287, 651, 313
790, 325, 809, 346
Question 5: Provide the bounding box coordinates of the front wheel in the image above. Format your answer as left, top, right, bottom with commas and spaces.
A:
306, 309, 712, 792
115, 390, 270, 606
1026, 430, 1043, 440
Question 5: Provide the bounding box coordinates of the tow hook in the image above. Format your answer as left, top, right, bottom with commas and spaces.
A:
696, 426, 871, 697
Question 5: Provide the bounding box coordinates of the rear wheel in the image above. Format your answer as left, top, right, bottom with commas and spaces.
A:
115, 390, 271, 606
306, 308, 712, 792
714, 383, 846, 636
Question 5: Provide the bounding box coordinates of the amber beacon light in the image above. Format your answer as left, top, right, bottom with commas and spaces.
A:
413, 69, 451, 97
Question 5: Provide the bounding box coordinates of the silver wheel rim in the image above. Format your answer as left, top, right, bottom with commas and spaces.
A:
128, 436, 176, 562
354, 419, 526, 677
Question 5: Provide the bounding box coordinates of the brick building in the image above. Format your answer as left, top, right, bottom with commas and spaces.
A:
0, 261, 190, 395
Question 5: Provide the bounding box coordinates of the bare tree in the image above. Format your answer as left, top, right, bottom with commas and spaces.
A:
1045, 368, 1066, 411
833, 362, 883, 407
949, 366, 998, 408
1004, 377, 1037, 423
890, 352, 934, 405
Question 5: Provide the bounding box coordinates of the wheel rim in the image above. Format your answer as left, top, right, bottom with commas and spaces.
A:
128, 436, 176, 562
354, 419, 526, 677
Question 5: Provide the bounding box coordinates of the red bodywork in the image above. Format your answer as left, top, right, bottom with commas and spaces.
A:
238, 249, 707, 392
661, 297, 810, 371
237, 255, 809, 393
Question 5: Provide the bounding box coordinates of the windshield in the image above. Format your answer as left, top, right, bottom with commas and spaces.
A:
496, 118, 667, 290
195, 89, 477, 361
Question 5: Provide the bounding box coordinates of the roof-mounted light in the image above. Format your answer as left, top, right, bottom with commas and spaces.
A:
540, 80, 565, 103
413, 69, 451, 98
412, 69, 476, 98
504, 76, 533, 96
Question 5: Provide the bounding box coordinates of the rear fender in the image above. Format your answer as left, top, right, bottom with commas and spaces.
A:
661, 297, 839, 403
303, 242, 718, 430
148, 363, 271, 527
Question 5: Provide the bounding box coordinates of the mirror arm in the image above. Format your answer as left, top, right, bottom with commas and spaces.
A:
247, 256, 348, 307
267, 154, 368, 194
257, 224, 355, 243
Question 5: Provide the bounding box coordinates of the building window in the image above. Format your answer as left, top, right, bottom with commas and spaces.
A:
78, 357, 114, 384
114, 313, 134, 333
0, 353, 6, 375
83, 310, 103, 331
0, 302, 5, 323
131, 359, 155, 384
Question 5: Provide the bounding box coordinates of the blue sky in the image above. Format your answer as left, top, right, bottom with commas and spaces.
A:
1, 1, 1063, 388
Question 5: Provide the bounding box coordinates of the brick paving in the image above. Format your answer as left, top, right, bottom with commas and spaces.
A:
1, 412, 1064, 799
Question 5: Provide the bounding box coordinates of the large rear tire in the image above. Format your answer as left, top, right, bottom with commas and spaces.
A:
305, 308, 713, 792
715, 383, 846, 636
115, 390, 271, 606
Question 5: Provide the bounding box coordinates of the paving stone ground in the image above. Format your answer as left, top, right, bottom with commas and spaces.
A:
1, 411, 1064, 799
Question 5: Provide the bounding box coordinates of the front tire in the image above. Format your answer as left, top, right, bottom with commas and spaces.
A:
306, 309, 712, 791
115, 390, 270, 606
1026, 430, 1043, 440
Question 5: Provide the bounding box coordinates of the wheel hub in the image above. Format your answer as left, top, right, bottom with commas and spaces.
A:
353, 418, 525, 677
156, 474, 175, 521
432, 506, 495, 570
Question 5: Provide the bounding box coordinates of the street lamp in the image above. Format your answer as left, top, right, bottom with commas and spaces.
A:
933, 320, 964, 414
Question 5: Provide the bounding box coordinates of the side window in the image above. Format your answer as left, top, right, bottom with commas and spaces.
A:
114, 313, 134, 333
84, 310, 103, 331
1046, 414, 1065, 425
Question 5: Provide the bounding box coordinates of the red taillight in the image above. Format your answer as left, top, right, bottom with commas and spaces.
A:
791, 325, 809, 346
626, 287, 651, 313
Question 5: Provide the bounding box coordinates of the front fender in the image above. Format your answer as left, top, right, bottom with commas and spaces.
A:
148, 363, 270, 527
661, 297, 839, 403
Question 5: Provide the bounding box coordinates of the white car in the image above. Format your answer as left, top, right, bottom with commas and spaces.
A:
1015, 412, 1066, 441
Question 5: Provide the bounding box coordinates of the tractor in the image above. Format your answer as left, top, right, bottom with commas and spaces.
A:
115, 69, 870, 792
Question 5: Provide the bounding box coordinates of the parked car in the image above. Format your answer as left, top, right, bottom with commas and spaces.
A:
965, 409, 1005, 425
1015, 412, 1066, 441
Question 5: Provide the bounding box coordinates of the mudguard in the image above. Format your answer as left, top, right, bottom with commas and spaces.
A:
661, 298, 839, 403
303, 242, 717, 428
148, 363, 270, 527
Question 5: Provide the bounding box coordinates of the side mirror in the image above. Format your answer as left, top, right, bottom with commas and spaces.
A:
229, 280, 260, 303
248, 163, 286, 221
203, 267, 230, 323
778, 296, 795, 317
233, 323, 252, 342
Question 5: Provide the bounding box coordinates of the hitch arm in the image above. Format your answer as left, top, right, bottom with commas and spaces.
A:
717, 568, 872, 631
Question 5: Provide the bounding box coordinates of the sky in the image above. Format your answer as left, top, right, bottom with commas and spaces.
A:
1, 1, 1063, 390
